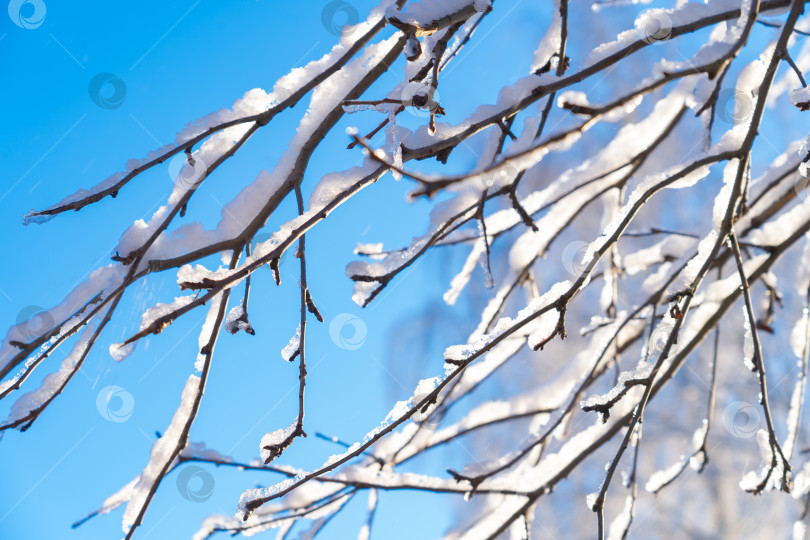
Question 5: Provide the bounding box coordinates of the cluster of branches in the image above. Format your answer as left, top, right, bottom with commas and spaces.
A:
4, 0, 810, 538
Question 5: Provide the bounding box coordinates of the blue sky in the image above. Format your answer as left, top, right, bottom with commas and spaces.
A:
0, 1, 550, 538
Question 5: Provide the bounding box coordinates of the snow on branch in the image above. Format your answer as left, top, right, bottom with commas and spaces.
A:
7, 0, 810, 538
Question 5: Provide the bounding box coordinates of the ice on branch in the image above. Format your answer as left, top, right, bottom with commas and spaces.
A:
280, 325, 301, 362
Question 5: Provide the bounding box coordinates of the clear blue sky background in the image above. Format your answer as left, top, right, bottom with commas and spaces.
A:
1, 1, 805, 539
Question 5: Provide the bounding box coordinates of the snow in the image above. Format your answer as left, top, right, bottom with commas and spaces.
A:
736, 139, 807, 230
530, 0, 561, 73
784, 374, 805, 459
238, 375, 447, 520
352, 280, 381, 307
386, 106, 403, 180
236, 384, 422, 519
180, 441, 234, 464
109, 342, 136, 362
598, 190, 620, 313
645, 460, 685, 493
441, 336, 524, 401
123, 374, 201, 533
221, 477, 347, 538
623, 236, 697, 275
21, 211, 55, 225
193, 515, 241, 540
635, 9, 674, 44
224, 305, 251, 334
372, 83, 696, 312
791, 87, 810, 108
791, 306, 810, 361
797, 235, 810, 297
576, 85, 709, 268
74, 477, 139, 528
476, 224, 494, 289
357, 490, 377, 540
742, 304, 756, 372
0, 264, 124, 376
109, 294, 200, 359
739, 469, 763, 492
259, 418, 299, 464
557, 91, 589, 111
677, 253, 770, 359
793, 521, 808, 540
739, 429, 784, 493
309, 162, 380, 214
526, 307, 561, 351
16, 0, 796, 342
443, 281, 570, 362
385, 0, 487, 35
679, 231, 719, 289
344, 102, 403, 179
24, 0, 396, 234
443, 320, 639, 485
580, 361, 653, 410
718, 160, 743, 226
280, 325, 301, 362
786, 234, 810, 459
795, 460, 810, 498
444, 240, 486, 306
418, 398, 553, 455
139, 296, 196, 331
801, 137, 810, 178
236, 315, 642, 537
586, 28, 639, 68
12, 1, 810, 536
645, 423, 707, 492
333, 467, 457, 493
508, 183, 606, 272
607, 495, 634, 540
196, 293, 224, 371
29, 31, 404, 300
177, 264, 232, 289
1, 323, 95, 429
748, 198, 810, 247
354, 242, 385, 258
